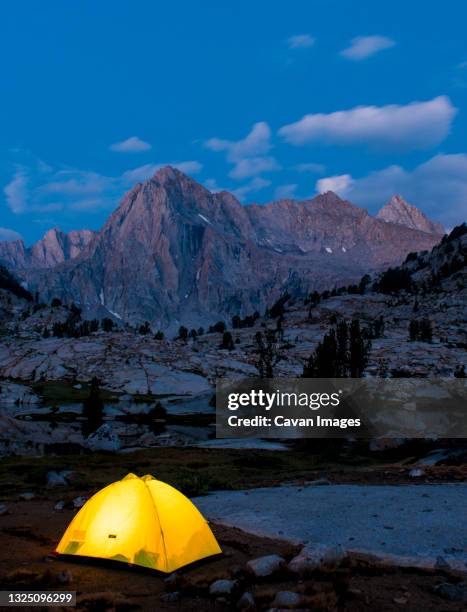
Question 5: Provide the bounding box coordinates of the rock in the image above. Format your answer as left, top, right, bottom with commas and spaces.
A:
54, 501, 65, 512
160, 592, 180, 603
272, 591, 302, 608
85, 424, 121, 452
377, 195, 444, 235
435, 556, 451, 570
19, 492, 35, 500
164, 572, 180, 590
72, 496, 87, 509
209, 579, 238, 596
308, 478, 331, 486
409, 468, 424, 478
56, 570, 72, 584
237, 591, 255, 610
435, 581, 467, 602
369, 437, 406, 452
46, 471, 68, 488
0, 504, 8, 516
289, 544, 346, 576
417, 448, 467, 467
24, 167, 441, 330
246, 554, 286, 578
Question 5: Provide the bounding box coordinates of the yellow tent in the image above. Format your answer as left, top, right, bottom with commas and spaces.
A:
55, 473, 221, 573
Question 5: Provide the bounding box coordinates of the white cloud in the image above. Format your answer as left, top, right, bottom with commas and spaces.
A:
4, 155, 204, 219
121, 160, 202, 184
231, 177, 271, 202
68, 198, 115, 212
316, 174, 353, 196
41, 170, 113, 195
297, 162, 326, 174
274, 184, 297, 199
287, 34, 315, 49
206, 122, 272, 162
341, 35, 396, 60
279, 96, 456, 150
315, 154, 467, 227
172, 160, 203, 174
229, 156, 279, 179
109, 136, 152, 153
121, 164, 159, 183
204, 178, 226, 193
0, 227, 23, 242
205, 122, 278, 180
4, 169, 28, 213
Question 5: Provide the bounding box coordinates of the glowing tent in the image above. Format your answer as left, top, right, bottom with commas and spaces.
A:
56, 473, 221, 572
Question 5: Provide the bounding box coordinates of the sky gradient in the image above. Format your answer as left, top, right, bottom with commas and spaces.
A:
1, 0, 467, 244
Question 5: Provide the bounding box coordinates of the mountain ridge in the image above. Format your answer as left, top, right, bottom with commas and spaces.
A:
0, 167, 445, 330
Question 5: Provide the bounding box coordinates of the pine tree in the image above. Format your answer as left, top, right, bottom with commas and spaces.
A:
220, 331, 234, 350
254, 330, 280, 378
409, 319, 419, 341
302, 319, 371, 378
178, 326, 188, 341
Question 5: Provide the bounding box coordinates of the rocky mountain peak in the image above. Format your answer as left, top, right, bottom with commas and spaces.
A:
377, 195, 444, 235
0, 228, 95, 270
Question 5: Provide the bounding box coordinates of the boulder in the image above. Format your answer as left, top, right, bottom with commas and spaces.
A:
160, 592, 180, 603
19, 492, 35, 500
46, 471, 68, 488
209, 579, 238, 596
272, 591, 302, 608
288, 544, 346, 576
72, 496, 87, 509
237, 591, 255, 610
85, 424, 121, 452
246, 554, 286, 578
435, 582, 467, 602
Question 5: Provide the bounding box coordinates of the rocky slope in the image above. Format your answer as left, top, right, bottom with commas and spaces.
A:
0, 225, 465, 454
8, 167, 441, 330
0, 228, 95, 270
377, 195, 444, 235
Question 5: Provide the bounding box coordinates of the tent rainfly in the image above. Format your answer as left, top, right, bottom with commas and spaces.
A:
55, 473, 221, 572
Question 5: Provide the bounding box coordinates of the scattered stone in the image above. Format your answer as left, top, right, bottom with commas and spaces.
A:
76, 592, 135, 610
435, 581, 467, 602
409, 468, 424, 478
209, 579, 238, 596
72, 496, 87, 509
289, 544, 346, 576
46, 471, 68, 488
393, 596, 408, 604
19, 492, 35, 501
435, 556, 451, 570
85, 424, 121, 452
54, 501, 65, 512
272, 591, 302, 607
246, 554, 286, 578
237, 591, 255, 610
308, 478, 331, 486
160, 591, 180, 603
164, 572, 180, 590
0, 504, 8, 516
369, 438, 406, 452
56, 570, 72, 584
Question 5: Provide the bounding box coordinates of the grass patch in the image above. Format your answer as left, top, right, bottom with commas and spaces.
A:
0, 447, 329, 500
32, 380, 119, 406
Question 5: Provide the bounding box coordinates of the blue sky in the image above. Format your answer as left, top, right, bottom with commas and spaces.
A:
1, 0, 466, 244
